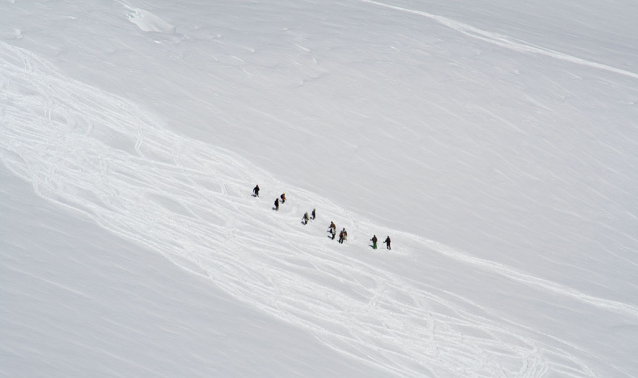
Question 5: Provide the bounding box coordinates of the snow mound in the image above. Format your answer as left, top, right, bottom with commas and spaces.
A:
128, 8, 175, 34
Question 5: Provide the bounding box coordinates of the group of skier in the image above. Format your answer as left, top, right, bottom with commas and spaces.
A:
302, 209, 316, 225
254, 185, 286, 213
275, 193, 286, 210
370, 235, 391, 250
253, 184, 392, 250
326, 221, 346, 243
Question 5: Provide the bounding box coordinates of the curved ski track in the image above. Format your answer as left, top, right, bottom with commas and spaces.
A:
361, 0, 638, 81
1, 41, 628, 377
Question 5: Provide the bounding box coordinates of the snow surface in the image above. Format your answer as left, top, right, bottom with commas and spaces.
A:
1, 0, 637, 377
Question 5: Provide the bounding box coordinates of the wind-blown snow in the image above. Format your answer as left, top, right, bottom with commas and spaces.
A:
1, 0, 637, 377
127, 7, 176, 34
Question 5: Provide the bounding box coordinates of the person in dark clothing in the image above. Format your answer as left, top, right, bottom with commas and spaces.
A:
311, 209, 316, 220
384, 236, 391, 250
274, 198, 279, 211
371, 235, 378, 249
253, 185, 260, 197
280, 193, 286, 204
302, 212, 309, 225
328, 221, 336, 239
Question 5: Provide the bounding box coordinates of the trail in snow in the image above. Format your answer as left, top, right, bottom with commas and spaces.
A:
361, 0, 638, 81
415, 238, 638, 320
1, 42, 627, 377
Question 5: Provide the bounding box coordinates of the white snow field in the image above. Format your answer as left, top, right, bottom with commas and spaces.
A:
1, 0, 637, 377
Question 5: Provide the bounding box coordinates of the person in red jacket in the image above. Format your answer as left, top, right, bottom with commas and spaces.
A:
339, 228, 348, 244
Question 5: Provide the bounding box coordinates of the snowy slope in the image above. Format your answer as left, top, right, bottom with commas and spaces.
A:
2, 0, 637, 377
0, 166, 385, 378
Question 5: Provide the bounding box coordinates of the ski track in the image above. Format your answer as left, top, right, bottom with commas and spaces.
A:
0, 41, 626, 377
361, 0, 638, 81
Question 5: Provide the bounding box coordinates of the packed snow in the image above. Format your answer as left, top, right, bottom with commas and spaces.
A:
1, 0, 637, 377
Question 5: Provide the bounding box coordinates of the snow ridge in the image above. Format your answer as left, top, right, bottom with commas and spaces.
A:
0, 42, 612, 377
417, 238, 638, 320
362, 0, 638, 80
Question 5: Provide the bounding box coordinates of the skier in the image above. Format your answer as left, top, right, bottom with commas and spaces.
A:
311, 209, 316, 220
253, 185, 260, 197
280, 193, 286, 204
328, 221, 336, 240
384, 236, 391, 250
339, 228, 348, 244
371, 235, 378, 249
274, 198, 279, 211
302, 212, 309, 225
